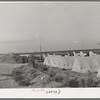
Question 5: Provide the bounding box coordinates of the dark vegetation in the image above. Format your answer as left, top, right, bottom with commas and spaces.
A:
12, 55, 100, 88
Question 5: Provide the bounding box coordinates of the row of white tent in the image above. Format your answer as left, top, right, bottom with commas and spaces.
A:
19, 51, 97, 58
42, 51, 97, 58
43, 54, 100, 77
71, 51, 96, 57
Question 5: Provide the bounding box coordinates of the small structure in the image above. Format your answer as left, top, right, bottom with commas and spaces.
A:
72, 58, 81, 73
80, 51, 86, 57
72, 57, 91, 73
96, 67, 100, 78
89, 51, 96, 57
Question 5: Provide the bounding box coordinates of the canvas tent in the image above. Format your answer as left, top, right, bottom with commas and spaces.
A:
80, 51, 86, 57
73, 51, 80, 56
44, 55, 60, 67
71, 58, 81, 72
44, 55, 100, 73
72, 57, 91, 73
63, 57, 73, 69
96, 67, 100, 77
65, 55, 68, 57
43, 57, 50, 66
60, 57, 72, 69
47, 55, 57, 67
43, 55, 72, 69
85, 56, 100, 72
89, 51, 96, 57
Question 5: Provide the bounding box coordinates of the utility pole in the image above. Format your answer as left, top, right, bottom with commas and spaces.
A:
40, 37, 42, 53
40, 37, 42, 62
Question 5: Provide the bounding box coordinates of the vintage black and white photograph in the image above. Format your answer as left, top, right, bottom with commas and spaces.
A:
0, 2, 100, 88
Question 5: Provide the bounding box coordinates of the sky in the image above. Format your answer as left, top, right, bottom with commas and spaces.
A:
0, 2, 100, 53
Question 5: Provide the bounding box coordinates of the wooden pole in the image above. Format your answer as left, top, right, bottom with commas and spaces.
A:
40, 37, 42, 62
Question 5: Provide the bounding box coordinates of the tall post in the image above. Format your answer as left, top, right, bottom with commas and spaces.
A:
40, 37, 42, 53
40, 37, 42, 62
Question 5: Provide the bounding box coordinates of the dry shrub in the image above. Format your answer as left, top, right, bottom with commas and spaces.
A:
68, 71, 97, 87
68, 73, 96, 87
93, 77, 100, 87
44, 67, 62, 78
69, 79, 79, 87
21, 56, 29, 63
96, 82, 100, 87
84, 78, 97, 87
36, 64, 49, 72
51, 73, 69, 87
44, 69, 56, 77
76, 77, 86, 87
45, 81, 61, 88
52, 74, 64, 83
29, 73, 50, 88
68, 76, 86, 87
12, 65, 42, 86
51, 67, 62, 73
44, 67, 70, 87
84, 71, 97, 87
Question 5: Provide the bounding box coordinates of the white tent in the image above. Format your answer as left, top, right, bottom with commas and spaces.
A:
44, 55, 100, 73
63, 57, 73, 69
48, 56, 57, 67
72, 57, 91, 73
43, 57, 50, 66
96, 67, 100, 77
73, 51, 80, 56
43, 56, 57, 67
65, 55, 68, 57
55, 56, 64, 68
80, 51, 86, 57
89, 51, 96, 57
43, 55, 72, 69
86, 56, 100, 72
80, 57, 91, 73
72, 58, 81, 72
